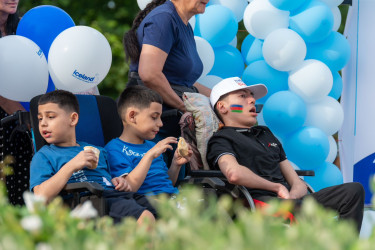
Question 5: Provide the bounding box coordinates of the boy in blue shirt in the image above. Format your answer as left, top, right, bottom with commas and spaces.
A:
30, 90, 156, 224
105, 86, 192, 196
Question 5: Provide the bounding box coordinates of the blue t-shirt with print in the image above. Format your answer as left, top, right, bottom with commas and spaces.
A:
130, 1, 203, 87
105, 138, 178, 195
29, 141, 114, 191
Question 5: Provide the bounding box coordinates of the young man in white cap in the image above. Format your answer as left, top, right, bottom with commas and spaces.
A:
206, 77, 365, 232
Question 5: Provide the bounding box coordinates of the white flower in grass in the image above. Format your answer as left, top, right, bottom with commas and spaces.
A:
36, 243, 52, 250
70, 200, 98, 219
23, 191, 46, 213
21, 215, 42, 232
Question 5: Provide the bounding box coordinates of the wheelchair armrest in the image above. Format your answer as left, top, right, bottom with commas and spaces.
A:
189, 170, 225, 178
64, 182, 104, 197
295, 170, 315, 176
161, 109, 182, 119
200, 177, 226, 189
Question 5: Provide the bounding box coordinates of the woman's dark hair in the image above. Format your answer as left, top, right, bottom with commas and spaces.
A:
123, 0, 167, 63
0, 12, 19, 37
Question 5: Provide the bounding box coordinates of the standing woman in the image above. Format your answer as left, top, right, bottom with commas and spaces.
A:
0, 0, 32, 205
123, 0, 210, 126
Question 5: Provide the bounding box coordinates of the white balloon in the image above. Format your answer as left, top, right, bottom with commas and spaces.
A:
319, 0, 344, 7
243, 0, 289, 39
331, 6, 342, 31
48, 26, 112, 93
194, 36, 215, 79
0, 35, 48, 102
137, 0, 152, 10
197, 75, 222, 89
326, 135, 338, 163
209, 0, 249, 22
305, 96, 344, 135
229, 35, 238, 47
189, 15, 196, 30
288, 60, 333, 103
263, 28, 306, 71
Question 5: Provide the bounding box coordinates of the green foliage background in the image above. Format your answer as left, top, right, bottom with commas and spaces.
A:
18, 1, 350, 100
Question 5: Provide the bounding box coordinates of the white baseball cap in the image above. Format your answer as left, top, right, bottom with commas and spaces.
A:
210, 77, 268, 108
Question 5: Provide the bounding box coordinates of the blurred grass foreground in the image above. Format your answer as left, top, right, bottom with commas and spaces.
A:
0, 170, 375, 249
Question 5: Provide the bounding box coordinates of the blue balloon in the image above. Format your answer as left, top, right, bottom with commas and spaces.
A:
197, 5, 238, 47
328, 71, 343, 100
241, 35, 264, 66
263, 91, 307, 136
306, 31, 351, 71
289, 0, 333, 43
193, 15, 201, 36
283, 126, 330, 170
17, 5, 75, 60
20, 102, 30, 111
305, 162, 343, 192
269, 0, 308, 11
209, 45, 244, 79
242, 60, 288, 104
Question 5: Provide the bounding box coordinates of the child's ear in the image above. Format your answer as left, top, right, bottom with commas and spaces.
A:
127, 109, 138, 124
70, 112, 79, 126
216, 101, 228, 116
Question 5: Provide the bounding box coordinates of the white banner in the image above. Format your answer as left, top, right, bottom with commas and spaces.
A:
340, 0, 375, 205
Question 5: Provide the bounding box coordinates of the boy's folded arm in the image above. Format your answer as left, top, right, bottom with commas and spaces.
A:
33, 161, 80, 202
218, 154, 288, 196
121, 152, 155, 192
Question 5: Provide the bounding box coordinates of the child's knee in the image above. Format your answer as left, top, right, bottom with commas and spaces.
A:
137, 210, 156, 225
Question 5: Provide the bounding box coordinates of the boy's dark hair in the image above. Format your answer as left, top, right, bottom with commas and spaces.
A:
38, 90, 80, 115
117, 85, 162, 117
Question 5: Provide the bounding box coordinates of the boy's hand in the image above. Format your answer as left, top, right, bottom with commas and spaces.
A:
173, 143, 193, 166
70, 150, 98, 172
276, 184, 291, 199
112, 177, 132, 192
148, 137, 176, 159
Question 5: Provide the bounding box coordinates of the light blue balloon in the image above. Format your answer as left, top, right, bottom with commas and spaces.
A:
269, 0, 308, 11
283, 126, 330, 170
209, 45, 244, 79
289, 0, 334, 43
305, 162, 343, 191
263, 91, 307, 136
208, 0, 248, 22
197, 5, 238, 47
306, 31, 351, 71
242, 60, 288, 104
193, 15, 201, 36
328, 71, 343, 100
241, 35, 264, 66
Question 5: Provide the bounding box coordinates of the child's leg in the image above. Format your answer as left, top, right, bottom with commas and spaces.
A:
137, 210, 155, 226
103, 190, 157, 224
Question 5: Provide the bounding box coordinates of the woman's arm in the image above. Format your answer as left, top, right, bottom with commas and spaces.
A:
0, 96, 25, 114
138, 44, 186, 112
193, 82, 211, 97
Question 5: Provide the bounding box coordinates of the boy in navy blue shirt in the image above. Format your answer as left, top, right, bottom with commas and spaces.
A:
30, 90, 156, 224
105, 86, 192, 196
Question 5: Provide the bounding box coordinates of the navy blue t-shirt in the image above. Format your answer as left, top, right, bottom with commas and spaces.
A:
130, 1, 203, 87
